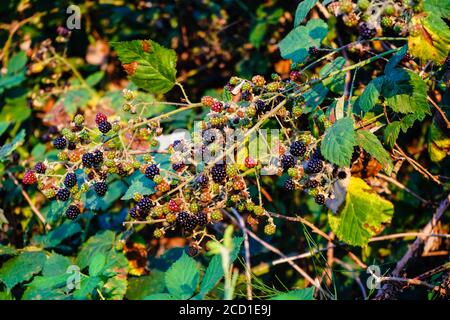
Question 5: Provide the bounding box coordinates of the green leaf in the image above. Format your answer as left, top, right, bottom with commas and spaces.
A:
7, 51, 27, 74
111, 39, 177, 94
103, 276, 128, 300
85, 180, 127, 211
328, 177, 394, 246
271, 287, 315, 300
355, 130, 393, 175
279, 19, 328, 63
0, 122, 9, 137
144, 293, 176, 300
42, 253, 72, 277
355, 77, 383, 112
0, 251, 47, 289
198, 236, 243, 297
0, 245, 17, 257
33, 221, 82, 248
0, 96, 31, 124
73, 276, 102, 300
320, 57, 346, 93
383, 121, 402, 149
249, 22, 268, 49
76, 230, 116, 269
55, 88, 91, 115
385, 45, 408, 74
126, 272, 166, 300
424, 0, 450, 17
0, 129, 25, 162
383, 69, 429, 116
321, 117, 355, 167
294, 0, 318, 26
85, 71, 105, 86
89, 254, 106, 277
164, 252, 200, 300
121, 174, 156, 200
303, 82, 328, 111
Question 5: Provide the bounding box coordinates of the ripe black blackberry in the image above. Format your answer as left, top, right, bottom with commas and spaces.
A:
290, 141, 306, 158
255, 99, 266, 114
64, 173, 77, 188
66, 205, 80, 220
56, 188, 70, 201
136, 197, 153, 214
195, 174, 209, 187
315, 194, 326, 205
358, 22, 376, 39
211, 164, 227, 183
172, 163, 185, 171
241, 90, 251, 101
98, 121, 112, 134
34, 162, 46, 174
202, 129, 217, 144
187, 245, 199, 257
93, 150, 104, 165
176, 211, 190, 227
284, 178, 295, 191
281, 154, 296, 170
196, 211, 208, 226
94, 181, 108, 197
307, 158, 323, 174
304, 179, 319, 189
97, 171, 108, 181
53, 137, 67, 150
129, 207, 140, 219
87, 170, 95, 181
145, 164, 160, 179
67, 141, 76, 150
308, 46, 320, 56
337, 170, 347, 180
184, 215, 198, 232
82, 152, 95, 168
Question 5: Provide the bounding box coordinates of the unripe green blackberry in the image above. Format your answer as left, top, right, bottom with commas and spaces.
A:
166, 212, 177, 224
266, 82, 279, 92
226, 164, 239, 177
211, 210, 223, 222
383, 5, 395, 16
43, 188, 56, 199
287, 167, 298, 178
73, 114, 84, 126
381, 16, 393, 29
308, 188, 319, 197
254, 206, 265, 217
153, 175, 163, 184
246, 202, 255, 212
80, 183, 89, 193
264, 223, 276, 235
112, 122, 120, 132
292, 105, 303, 118
357, 0, 370, 11
105, 159, 115, 167
122, 103, 132, 112
343, 12, 359, 27
237, 203, 246, 212
153, 228, 164, 238
133, 192, 142, 202
58, 151, 68, 161
190, 202, 200, 213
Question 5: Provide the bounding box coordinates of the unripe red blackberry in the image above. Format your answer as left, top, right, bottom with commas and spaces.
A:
53, 137, 67, 150
56, 188, 70, 201
358, 22, 376, 39
290, 141, 306, 158
168, 199, 180, 212
145, 164, 160, 180
82, 152, 95, 168
34, 162, 47, 174
289, 71, 301, 82
284, 178, 295, 191
281, 154, 296, 170
64, 172, 77, 188
95, 112, 108, 125
201, 96, 215, 107
211, 101, 223, 112
98, 121, 112, 134
65, 205, 80, 220
211, 164, 227, 183
94, 181, 108, 197
196, 211, 208, 226
306, 158, 323, 174
315, 194, 326, 205
23, 170, 37, 185
244, 156, 257, 168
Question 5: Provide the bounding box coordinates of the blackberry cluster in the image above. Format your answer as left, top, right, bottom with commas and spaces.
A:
290, 141, 306, 158
94, 181, 108, 197
65, 205, 80, 220
82, 153, 95, 168
56, 188, 70, 201
358, 22, 376, 39
64, 173, 77, 188
211, 164, 226, 183
196, 211, 208, 226
307, 158, 323, 174
53, 137, 67, 150
281, 154, 296, 170
145, 164, 160, 180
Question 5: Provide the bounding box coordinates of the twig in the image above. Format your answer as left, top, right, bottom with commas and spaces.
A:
7, 172, 51, 230
375, 193, 450, 299
333, 258, 367, 299
229, 208, 253, 300
427, 96, 450, 129
377, 173, 431, 205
